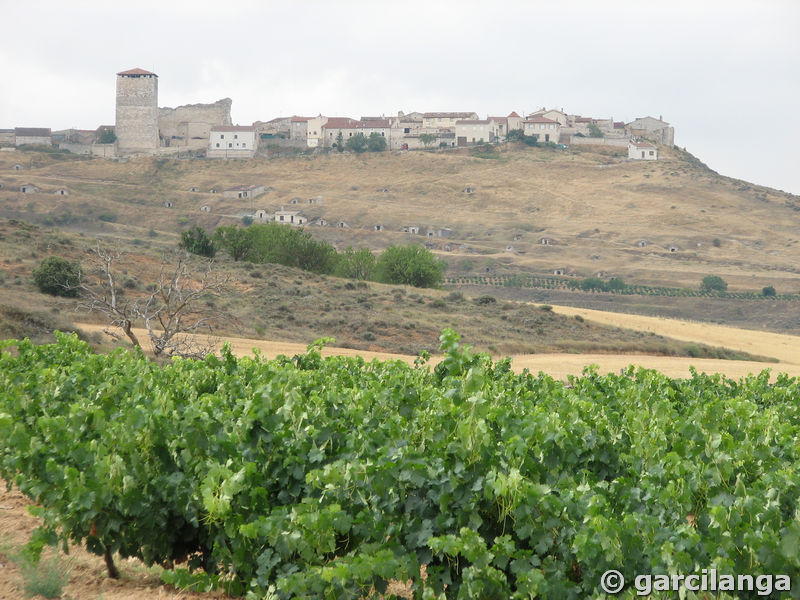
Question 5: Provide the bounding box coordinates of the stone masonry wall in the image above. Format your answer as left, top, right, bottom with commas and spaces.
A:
116, 74, 159, 153
158, 98, 232, 148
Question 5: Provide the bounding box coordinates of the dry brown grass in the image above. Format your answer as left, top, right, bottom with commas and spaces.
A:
3, 145, 799, 295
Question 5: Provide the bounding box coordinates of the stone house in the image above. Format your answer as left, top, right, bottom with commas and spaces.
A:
223, 184, 265, 199
0, 129, 14, 146
323, 118, 393, 148
274, 208, 307, 225
528, 108, 568, 126
523, 117, 561, 143
15, 127, 52, 147
488, 112, 522, 139
20, 183, 39, 193
422, 112, 478, 129
628, 140, 658, 160
53, 188, 69, 196
625, 116, 674, 146
304, 117, 321, 147
455, 119, 498, 145
208, 125, 256, 158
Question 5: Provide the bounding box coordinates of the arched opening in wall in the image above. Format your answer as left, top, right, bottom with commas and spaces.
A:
637, 240, 647, 247
200, 205, 211, 212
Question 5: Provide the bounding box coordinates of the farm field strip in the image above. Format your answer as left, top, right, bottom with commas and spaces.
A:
76, 320, 799, 379
546, 305, 800, 365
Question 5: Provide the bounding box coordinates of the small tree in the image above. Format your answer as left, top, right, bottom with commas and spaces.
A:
345, 133, 368, 153
701, 275, 728, 292
213, 225, 251, 261
367, 132, 387, 152
419, 133, 437, 148
335, 131, 344, 152
179, 226, 216, 257
375, 244, 444, 288
762, 285, 777, 297
587, 122, 604, 138
335, 246, 376, 280
32, 256, 81, 297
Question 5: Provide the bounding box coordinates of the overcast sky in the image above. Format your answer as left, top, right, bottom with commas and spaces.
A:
2, 0, 798, 194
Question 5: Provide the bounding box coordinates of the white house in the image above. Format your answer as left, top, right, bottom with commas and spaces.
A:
208, 125, 256, 158
455, 119, 498, 145
522, 116, 561, 143
274, 207, 307, 225
626, 116, 674, 146
628, 140, 658, 160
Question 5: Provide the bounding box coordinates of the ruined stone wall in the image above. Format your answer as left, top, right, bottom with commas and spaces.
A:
158, 98, 232, 148
116, 74, 159, 153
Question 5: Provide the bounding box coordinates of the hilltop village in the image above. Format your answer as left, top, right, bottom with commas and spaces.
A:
2, 68, 672, 162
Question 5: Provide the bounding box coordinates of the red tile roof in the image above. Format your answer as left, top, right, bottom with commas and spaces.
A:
117, 67, 157, 76
290, 116, 311, 122
614, 121, 625, 129
574, 117, 594, 123
322, 117, 359, 129
456, 120, 492, 125
489, 116, 508, 124
356, 119, 392, 128
507, 111, 521, 118
523, 116, 558, 124
211, 125, 256, 132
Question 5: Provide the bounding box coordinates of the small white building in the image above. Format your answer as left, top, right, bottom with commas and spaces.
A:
274, 208, 307, 226
628, 140, 658, 160
208, 125, 256, 158
53, 188, 69, 196
20, 183, 39, 193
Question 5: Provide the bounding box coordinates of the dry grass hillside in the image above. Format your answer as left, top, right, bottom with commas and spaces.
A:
1, 143, 799, 331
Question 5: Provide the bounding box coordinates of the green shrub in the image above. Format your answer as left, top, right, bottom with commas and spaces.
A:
32, 256, 80, 297
179, 226, 216, 257
19, 554, 71, 599
375, 244, 444, 288
762, 285, 776, 297
701, 275, 728, 292
474, 295, 497, 305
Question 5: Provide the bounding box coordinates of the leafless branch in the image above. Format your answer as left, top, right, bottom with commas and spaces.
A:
76, 245, 232, 359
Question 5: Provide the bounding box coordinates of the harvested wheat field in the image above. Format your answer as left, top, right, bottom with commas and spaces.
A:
77, 312, 800, 380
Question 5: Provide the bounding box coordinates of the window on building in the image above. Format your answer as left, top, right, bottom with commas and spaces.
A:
404, 128, 410, 133
229, 143, 232, 148
242, 143, 247, 148
234, 134, 238, 139
220, 134, 224, 139
215, 143, 220, 148
649, 150, 654, 156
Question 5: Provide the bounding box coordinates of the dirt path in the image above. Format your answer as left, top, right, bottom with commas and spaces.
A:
75, 321, 800, 380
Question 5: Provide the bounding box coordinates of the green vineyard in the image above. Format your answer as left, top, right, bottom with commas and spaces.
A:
1, 331, 799, 599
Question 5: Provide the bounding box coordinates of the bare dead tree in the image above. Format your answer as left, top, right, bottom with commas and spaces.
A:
77, 244, 231, 359
76, 244, 142, 349
138, 254, 227, 359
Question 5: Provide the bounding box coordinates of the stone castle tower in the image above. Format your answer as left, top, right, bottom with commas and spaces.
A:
115, 68, 159, 153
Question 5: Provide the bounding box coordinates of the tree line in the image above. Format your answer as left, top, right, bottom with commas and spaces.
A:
179, 222, 444, 288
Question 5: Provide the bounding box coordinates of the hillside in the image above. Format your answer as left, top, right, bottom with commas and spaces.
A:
1, 144, 799, 333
